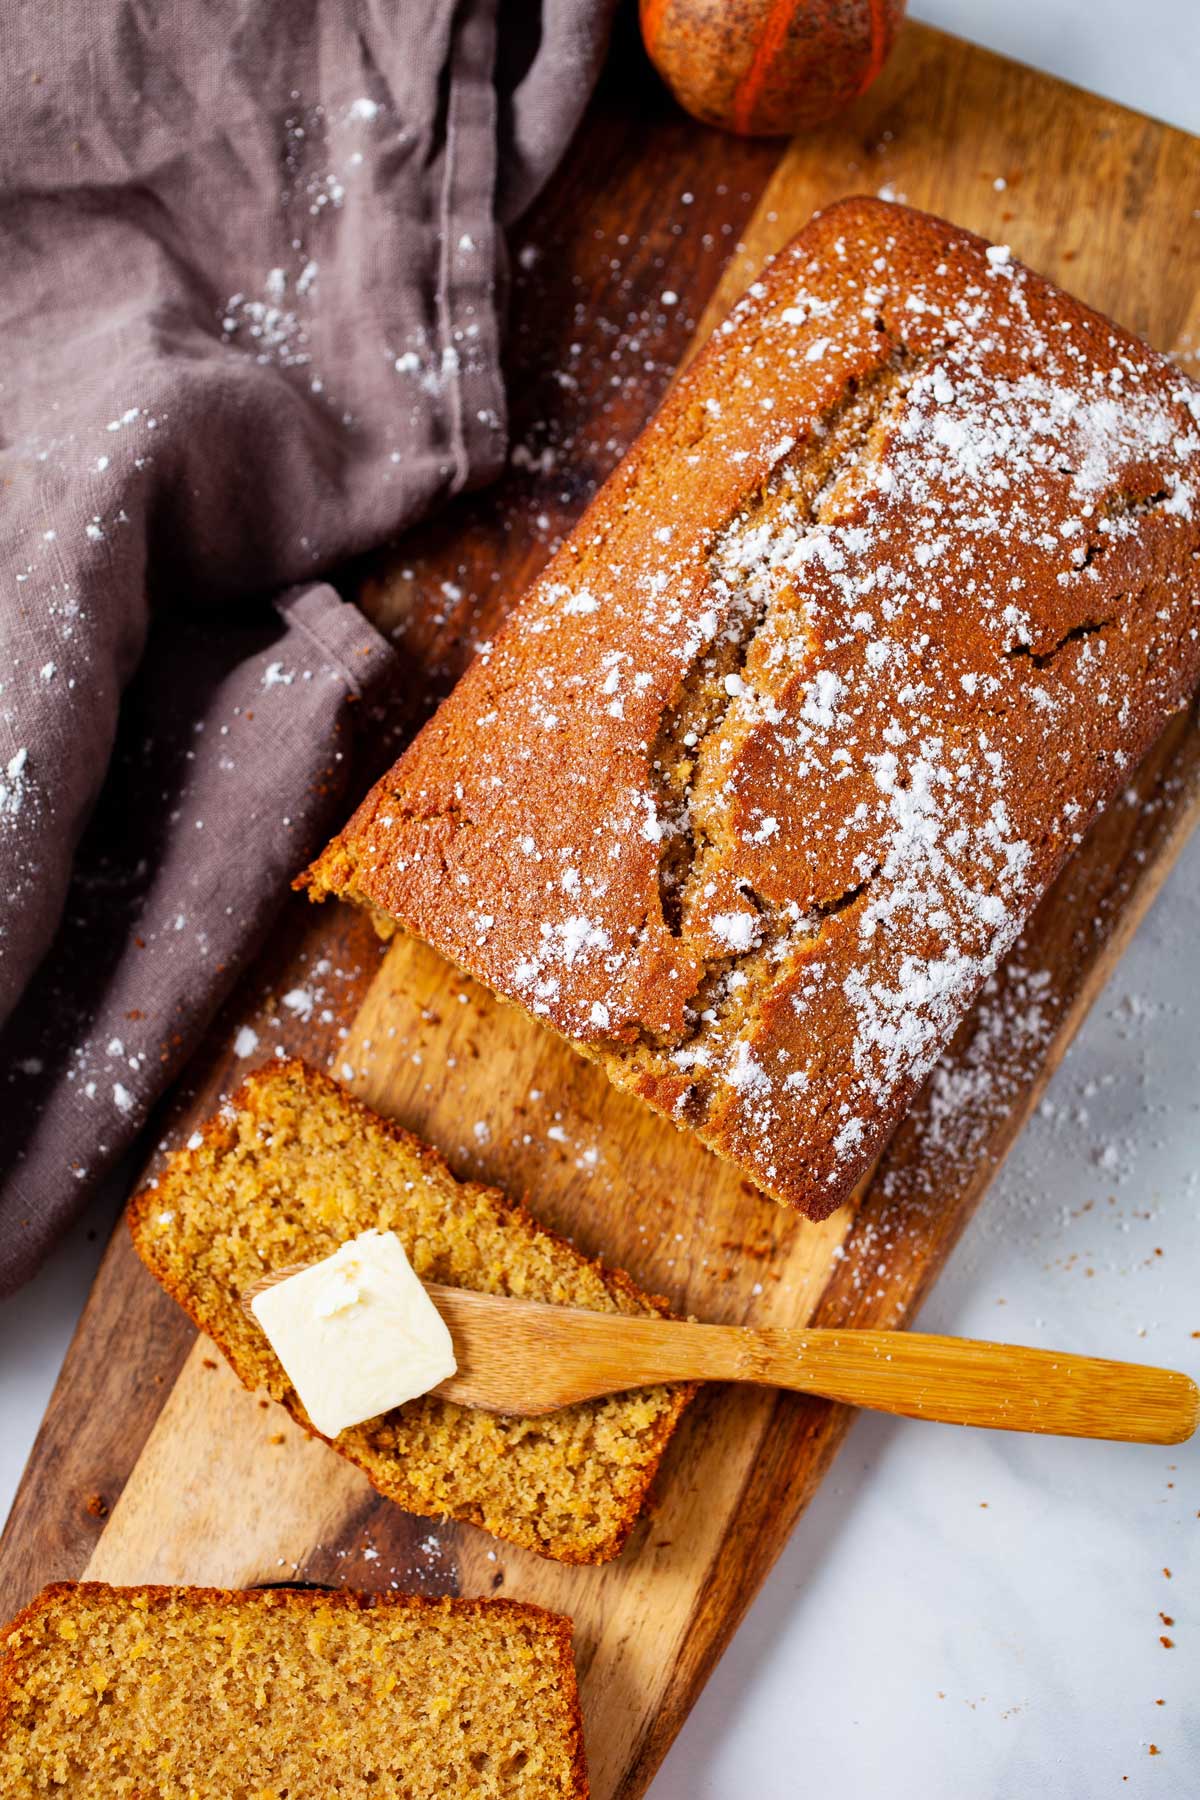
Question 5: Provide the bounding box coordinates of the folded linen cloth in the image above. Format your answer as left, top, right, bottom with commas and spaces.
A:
0, 0, 613, 1293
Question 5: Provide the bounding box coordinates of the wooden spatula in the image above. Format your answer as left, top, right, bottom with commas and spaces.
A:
245, 1272, 1198, 1444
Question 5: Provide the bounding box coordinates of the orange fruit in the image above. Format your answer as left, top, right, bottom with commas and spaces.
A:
641, 0, 906, 137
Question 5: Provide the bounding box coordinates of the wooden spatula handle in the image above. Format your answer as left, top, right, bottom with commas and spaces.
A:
427, 1288, 1197, 1443
736, 1328, 1198, 1444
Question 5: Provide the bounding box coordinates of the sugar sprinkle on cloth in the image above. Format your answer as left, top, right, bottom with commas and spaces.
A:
0, 0, 614, 1292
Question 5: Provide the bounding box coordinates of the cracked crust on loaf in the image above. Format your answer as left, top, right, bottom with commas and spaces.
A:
303, 198, 1200, 1218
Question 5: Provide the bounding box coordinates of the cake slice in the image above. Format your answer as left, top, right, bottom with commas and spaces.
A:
0, 1582, 587, 1798
303, 197, 1200, 1220
129, 1060, 690, 1564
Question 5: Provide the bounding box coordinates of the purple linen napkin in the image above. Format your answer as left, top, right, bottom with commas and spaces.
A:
0, 0, 613, 1292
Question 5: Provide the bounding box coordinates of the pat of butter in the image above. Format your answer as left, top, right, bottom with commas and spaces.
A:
250, 1230, 456, 1438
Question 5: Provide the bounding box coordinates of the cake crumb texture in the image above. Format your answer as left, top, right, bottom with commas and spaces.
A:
0, 1583, 588, 1797
304, 198, 1200, 1219
128, 1060, 690, 1565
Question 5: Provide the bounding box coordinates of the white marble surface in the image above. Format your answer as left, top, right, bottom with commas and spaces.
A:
913, 0, 1200, 136
2, 5, 1198, 1795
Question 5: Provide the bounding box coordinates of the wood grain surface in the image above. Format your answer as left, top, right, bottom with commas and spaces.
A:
4, 24, 1200, 1800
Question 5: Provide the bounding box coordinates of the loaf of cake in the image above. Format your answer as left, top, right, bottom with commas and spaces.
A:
129, 1060, 690, 1563
0, 1582, 587, 1797
304, 198, 1200, 1219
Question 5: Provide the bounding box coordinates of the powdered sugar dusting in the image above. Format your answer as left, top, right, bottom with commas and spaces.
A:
354, 200, 1200, 1213
0, 748, 32, 821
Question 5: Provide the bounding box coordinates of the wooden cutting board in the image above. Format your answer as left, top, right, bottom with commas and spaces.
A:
5, 24, 1200, 1800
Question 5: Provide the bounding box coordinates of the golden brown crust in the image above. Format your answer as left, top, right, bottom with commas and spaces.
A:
129, 1060, 692, 1565
1, 1582, 588, 1798
1, 1578, 577, 1647
306, 197, 1200, 1219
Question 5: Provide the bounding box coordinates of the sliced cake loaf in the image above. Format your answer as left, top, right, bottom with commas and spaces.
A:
0, 1582, 588, 1798
128, 1059, 690, 1564
303, 198, 1200, 1221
